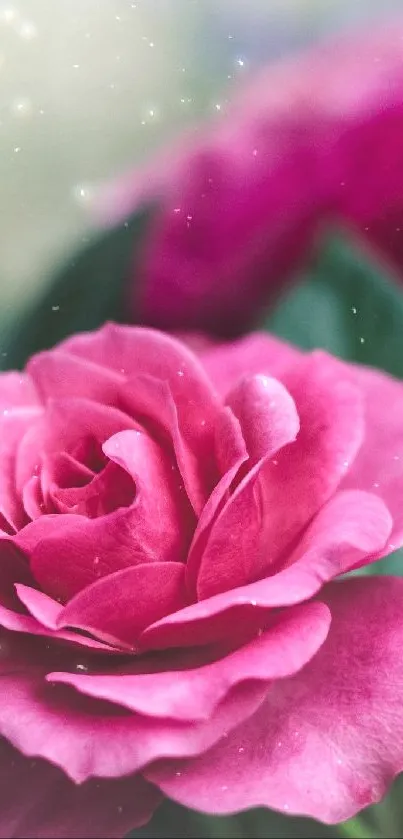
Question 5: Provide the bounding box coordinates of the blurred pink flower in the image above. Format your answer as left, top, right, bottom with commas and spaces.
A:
100, 21, 403, 334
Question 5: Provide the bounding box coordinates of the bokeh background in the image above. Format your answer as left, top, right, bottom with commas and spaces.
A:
2, 0, 403, 316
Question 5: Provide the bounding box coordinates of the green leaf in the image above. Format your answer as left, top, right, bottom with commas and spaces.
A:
349, 548, 403, 578
0, 206, 153, 372
264, 230, 403, 379
128, 800, 337, 839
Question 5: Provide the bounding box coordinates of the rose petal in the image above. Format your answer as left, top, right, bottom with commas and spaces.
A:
16, 397, 135, 501
48, 601, 330, 721
147, 577, 403, 824
51, 461, 135, 518
0, 738, 160, 839
27, 350, 124, 405
61, 324, 225, 512
199, 333, 299, 397
0, 372, 42, 530
0, 630, 267, 783
0, 372, 40, 411
193, 375, 299, 597
185, 408, 248, 596
340, 362, 403, 553
15, 585, 62, 629
21, 476, 45, 520
124, 374, 213, 514
0, 542, 36, 611
57, 563, 188, 648
196, 355, 363, 599
0, 409, 42, 531
103, 428, 195, 558
141, 489, 391, 650
0, 603, 115, 652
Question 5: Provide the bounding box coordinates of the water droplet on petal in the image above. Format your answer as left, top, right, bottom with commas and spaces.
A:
177, 370, 184, 377
238, 746, 245, 754
175, 771, 182, 777
75, 663, 89, 673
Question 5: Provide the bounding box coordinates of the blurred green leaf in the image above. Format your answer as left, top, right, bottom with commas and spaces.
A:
264, 230, 403, 379
0, 207, 153, 371
128, 799, 338, 839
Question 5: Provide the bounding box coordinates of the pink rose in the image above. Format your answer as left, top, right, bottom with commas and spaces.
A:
0, 323, 403, 837
100, 22, 403, 334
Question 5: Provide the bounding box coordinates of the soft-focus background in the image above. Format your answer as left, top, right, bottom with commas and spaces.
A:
2, 0, 403, 315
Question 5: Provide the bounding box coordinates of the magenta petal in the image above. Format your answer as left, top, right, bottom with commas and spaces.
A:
226, 374, 299, 466
196, 354, 363, 599
0, 738, 160, 839
0, 372, 40, 411
199, 333, 300, 396
18, 424, 193, 599
0, 541, 36, 610
22, 476, 45, 520
186, 445, 247, 597
48, 601, 330, 720
103, 429, 194, 558
340, 363, 403, 553
62, 324, 225, 512
17, 495, 189, 602
147, 577, 403, 824
0, 632, 267, 782
16, 397, 135, 499
15, 585, 62, 629
51, 461, 134, 518
195, 376, 299, 597
0, 407, 42, 531
124, 374, 213, 514
57, 563, 188, 647
0, 604, 115, 651
27, 350, 124, 405
141, 489, 391, 650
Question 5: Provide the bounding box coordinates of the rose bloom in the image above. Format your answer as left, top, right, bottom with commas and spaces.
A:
0, 323, 403, 837
100, 22, 403, 335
